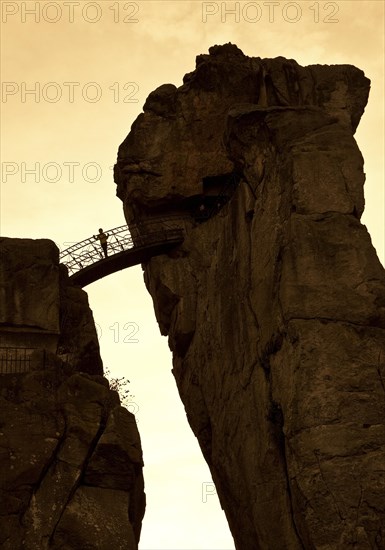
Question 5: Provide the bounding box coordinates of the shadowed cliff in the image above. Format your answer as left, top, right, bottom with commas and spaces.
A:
0, 238, 145, 549
115, 44, 385, 549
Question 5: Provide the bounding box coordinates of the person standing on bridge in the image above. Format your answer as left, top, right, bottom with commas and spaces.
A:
94, 228, 109, 258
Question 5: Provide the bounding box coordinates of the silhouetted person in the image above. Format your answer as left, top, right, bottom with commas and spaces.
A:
94, 228, 109, 258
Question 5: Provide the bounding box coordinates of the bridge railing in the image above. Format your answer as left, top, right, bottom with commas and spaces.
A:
59, 216, 189, 277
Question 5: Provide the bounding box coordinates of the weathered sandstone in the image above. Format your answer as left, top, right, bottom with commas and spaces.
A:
115, 44, 385, 548
0, 238, 145, 549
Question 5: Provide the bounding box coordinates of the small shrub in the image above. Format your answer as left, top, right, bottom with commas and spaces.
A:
104, 366, 134, 407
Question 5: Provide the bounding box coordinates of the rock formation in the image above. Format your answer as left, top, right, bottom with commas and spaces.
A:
0, 238, 145, 549
115, 44, 385, 549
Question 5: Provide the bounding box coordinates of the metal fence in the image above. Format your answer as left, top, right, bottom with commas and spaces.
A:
0, 347, 45, 374
59, 216, 188, 277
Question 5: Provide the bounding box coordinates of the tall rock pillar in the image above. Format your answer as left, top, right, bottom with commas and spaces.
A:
115, 44, 385, 549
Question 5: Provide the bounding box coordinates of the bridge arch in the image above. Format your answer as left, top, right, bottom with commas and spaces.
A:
59, 217, 187, 287
60, 173, 241, 287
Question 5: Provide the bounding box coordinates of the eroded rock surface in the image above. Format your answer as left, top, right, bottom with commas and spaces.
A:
115, 44, 385, 549
0, 238, 145, 549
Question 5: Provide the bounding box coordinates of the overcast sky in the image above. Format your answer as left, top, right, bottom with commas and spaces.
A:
1, 1, 384, 548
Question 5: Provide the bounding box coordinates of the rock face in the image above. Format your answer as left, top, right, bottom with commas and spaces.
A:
115, 44, 385, 549
0, 238, 102, 373
0, 238, 145, 549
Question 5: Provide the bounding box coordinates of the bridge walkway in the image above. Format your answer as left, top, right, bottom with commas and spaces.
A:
59, 217, 187, 287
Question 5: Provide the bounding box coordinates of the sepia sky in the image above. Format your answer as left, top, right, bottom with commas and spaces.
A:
1, 1, 384, 548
